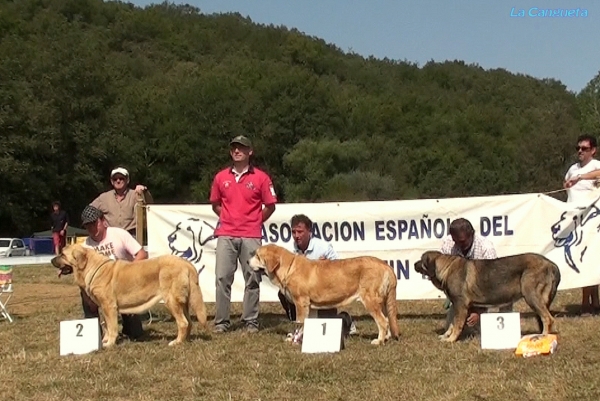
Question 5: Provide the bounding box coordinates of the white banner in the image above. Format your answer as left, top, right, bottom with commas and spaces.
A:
146, 193, 600, 302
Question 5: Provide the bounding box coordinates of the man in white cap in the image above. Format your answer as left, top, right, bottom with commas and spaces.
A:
90, 167, 153, 236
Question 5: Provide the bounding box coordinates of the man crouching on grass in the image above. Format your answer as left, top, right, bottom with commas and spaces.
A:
79, 205, 148, 342
440, 218, 504, 336
279, 214, 357, 344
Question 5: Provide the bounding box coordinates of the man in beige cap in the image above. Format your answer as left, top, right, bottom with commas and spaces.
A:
90, 167, 153, 236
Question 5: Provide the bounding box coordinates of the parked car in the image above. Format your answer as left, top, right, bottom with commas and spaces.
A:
0, 238, 28, 257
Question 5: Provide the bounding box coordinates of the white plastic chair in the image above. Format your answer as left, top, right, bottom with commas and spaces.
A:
0, 265, 14, 323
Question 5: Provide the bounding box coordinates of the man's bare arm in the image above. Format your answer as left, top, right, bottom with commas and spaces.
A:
134, 248, 148, 261
262, 204, 276, 222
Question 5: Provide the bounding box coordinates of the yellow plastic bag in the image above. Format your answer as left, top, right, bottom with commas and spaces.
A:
515, 334, 558, 358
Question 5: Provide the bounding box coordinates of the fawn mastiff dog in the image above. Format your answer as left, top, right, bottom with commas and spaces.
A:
249, 244, 400, 345
414, 250, 561, 342
51, 244, 207, 347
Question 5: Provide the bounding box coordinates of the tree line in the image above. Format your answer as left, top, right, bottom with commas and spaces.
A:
1, 0, 599, 236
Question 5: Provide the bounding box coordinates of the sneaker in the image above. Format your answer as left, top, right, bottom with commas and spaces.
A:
213, 325, 229, 333
339, 312, 355, 337
244, 324, 259, 334
139, 312, 152, 323
349, 321, 358, 336
285, 328, 303, 344
292, 329, 303, 344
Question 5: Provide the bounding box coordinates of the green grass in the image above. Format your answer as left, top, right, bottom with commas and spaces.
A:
1, 264, 599, 401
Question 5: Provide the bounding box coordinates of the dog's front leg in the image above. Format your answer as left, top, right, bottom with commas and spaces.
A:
101, 303, 120, 348
439, 324, 453, 340
99, 310, 108, 344
294, 297, 311, 324
439, 303, 455, 340
293, 297, 311, 337
442, 302, 468, 343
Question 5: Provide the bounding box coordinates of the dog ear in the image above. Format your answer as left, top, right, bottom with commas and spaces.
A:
71, 245, 88, 269
258, 247, 279, 273
276, 250, 295, 273
421, 251, 431, 267
267, 256, 280, 273
423, 251, 439, 275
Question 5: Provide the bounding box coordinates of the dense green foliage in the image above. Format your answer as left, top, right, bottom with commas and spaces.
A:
0, 0, 598, 236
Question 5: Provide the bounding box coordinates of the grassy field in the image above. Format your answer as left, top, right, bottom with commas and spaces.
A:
1, 264, 599, 401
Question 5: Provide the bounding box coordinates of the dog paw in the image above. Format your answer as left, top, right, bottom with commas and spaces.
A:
371, 339, 383, 345
168, 340, 182, 346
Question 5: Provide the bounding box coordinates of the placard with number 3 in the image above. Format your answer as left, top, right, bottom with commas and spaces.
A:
480, 312, 522, 350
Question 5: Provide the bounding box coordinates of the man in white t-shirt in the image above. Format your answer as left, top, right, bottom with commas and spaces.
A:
80, 205, 148, 340
563, 134, 600, 314
563, 134, 600, 205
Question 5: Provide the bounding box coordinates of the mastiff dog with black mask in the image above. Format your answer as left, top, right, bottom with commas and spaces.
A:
414, 250, 561, 342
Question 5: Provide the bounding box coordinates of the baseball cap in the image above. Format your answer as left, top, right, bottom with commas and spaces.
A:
81, 205, 104, 226
229, 135, 252, 148
110, 167, 129, 178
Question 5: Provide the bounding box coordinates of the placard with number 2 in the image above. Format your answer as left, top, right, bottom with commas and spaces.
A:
59, 318, 102, 356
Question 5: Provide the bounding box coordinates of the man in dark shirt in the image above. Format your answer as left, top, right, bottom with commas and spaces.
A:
50, 201, 69, 255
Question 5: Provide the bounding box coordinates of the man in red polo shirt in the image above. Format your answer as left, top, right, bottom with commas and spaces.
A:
210, 135, 277, 333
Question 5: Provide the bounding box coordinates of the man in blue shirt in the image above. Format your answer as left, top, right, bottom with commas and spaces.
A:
278, 214, 357, 342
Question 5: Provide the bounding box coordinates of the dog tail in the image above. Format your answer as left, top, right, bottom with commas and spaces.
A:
548, 262, 561, 306
385, 270, 400, 340
188, 265, 208, 328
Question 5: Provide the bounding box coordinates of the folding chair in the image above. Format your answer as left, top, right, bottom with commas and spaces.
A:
0, 265, 14, 323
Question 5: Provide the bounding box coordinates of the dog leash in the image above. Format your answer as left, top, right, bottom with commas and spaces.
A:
543, 188, 567, 195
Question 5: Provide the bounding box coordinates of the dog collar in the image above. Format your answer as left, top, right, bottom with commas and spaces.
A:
279, 255, 298, 290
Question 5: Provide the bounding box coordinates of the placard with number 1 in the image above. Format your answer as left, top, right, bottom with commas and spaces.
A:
301, 318, 344, 353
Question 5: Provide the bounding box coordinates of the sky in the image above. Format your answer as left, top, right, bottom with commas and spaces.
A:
130, 0, 600, 94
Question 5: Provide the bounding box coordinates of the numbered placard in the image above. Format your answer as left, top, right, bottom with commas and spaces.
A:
480, 312, 521, 350
301, 318, 344, 354
59, 318, 102, 356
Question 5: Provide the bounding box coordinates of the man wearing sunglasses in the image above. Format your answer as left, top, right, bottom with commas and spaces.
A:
90, 167, 153, 237
563, 134, 600, 315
